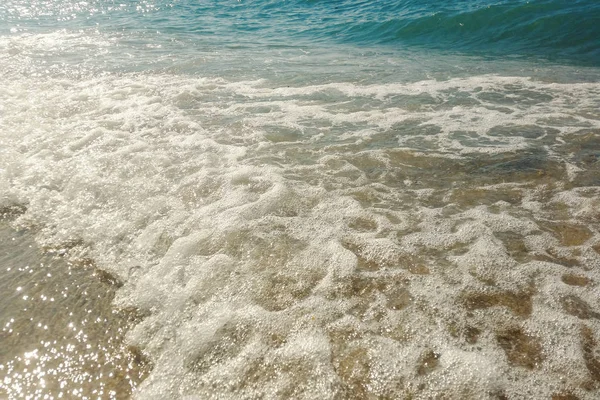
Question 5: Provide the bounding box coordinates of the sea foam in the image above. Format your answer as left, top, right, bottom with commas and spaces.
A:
1, 24, 600, 399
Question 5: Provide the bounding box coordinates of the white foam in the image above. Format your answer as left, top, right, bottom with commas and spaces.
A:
2, 44, 600, 397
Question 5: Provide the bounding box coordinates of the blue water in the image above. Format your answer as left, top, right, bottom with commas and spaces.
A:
1, 0, 599, 66
2, 1, 600, 399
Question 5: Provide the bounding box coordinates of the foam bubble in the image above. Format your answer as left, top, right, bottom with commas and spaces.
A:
2, 55, 600, 398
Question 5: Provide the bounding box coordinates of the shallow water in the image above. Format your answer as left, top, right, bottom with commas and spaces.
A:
0, 214, 151, 399
1, 0, 600, 399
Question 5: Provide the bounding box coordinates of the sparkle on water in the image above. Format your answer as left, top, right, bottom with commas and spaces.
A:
0, 211, 151, 400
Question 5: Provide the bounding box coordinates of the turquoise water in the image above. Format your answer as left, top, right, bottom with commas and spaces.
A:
1, 0, 599, 64
1, 1, 600, 399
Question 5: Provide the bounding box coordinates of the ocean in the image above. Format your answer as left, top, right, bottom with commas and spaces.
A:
1, 0, 600, 399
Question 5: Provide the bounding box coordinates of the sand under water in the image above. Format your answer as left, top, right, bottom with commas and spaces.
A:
1, 1, 600, 397
1, 71, 600, 399
0, 211, 151, 399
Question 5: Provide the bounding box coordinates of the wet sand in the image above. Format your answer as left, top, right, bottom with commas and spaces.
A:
0, 214, 151, 399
